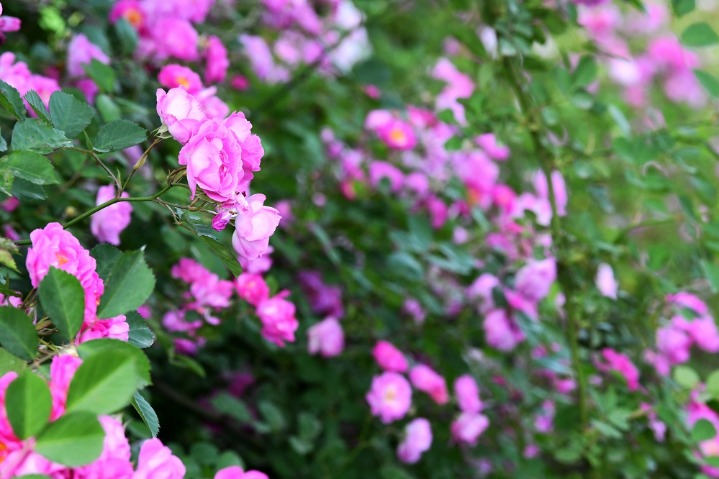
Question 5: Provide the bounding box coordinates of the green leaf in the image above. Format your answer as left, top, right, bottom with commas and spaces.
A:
681, 22, 719, 48
707, 370, 719, 397
24, 91, 50, 123
98, 249, 155, 318
674, 365, 700, 389
0, 347, 27, 376
90, 243, 122, 282
11, 119, 71, 154
126, 311, 154, 349
49, 91, 94, 138
114, 18, 138, 55
572, 56, 598, 89
131, 392, 159, 438
672, 0, 695, 16
16, 475, 53, 479
0, 80, 27, 120
0, 306, 38, 360
66, 348, 142, 414
211, 393, 253, 423
38, 268, 85, 341
693, 419, 717, 442
35, 411, 104, 466
83, 59, 116, 93
0, 237, 18, 271
93, 120, 146, 153
6, 371, 52, 439
701, 260, 719, 293
695, 70, 719, 97
77, 338, 151, 388
258, 400, 286, 432
1, 150, 59, 185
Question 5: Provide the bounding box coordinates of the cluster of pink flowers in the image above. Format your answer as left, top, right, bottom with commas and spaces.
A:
0, 355, 185, 477
235, 272, 299, 347
578, 0, 704, 108
240, 0, 369, 85
299, 271, 345, 357
26, 223, 129, 342
366, 340, 489, 463
90, 185, 133, 245
645, 292, 719, 375
156, 86, 281, 261
0, 52, 59, 109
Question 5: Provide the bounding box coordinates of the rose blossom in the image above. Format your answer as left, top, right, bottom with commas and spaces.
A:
409, 364, 449, 405
451, 412, 489, 445
256, 291, 298, 346
397, 418, 432, 464
132, 438, 186, 479
372, 340, 408, 372
454, 375, 482, 413
232, 194, 281, 260
307, 317, 344, 357
235, 273, 270, 306
215, 466, 269, 479
90, 185, 133, 245
156, 87, 206, 144
366, 372, 412, 424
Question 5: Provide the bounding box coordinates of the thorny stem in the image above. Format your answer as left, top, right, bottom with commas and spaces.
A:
503, 58, 591, 449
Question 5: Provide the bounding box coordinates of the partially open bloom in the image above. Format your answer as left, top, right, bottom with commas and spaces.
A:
0, 3, 21, 33
159, 64, 203, 93
232, 194, 281, 260
409, 364, 449, 405
451, 412, 489, 445
205, 35, 229, 84
157, 87, 206, 144
600, 348, 640, 391
372, 340, 408, 372
235, 273, 270, 306
307, 317, 344, 357
454, 375, 482, 413
366, 372, 412, 424
215, 465, 269, 479
133, 438, 186, 479
90, 185, 133, 245
397, 418, 432, 464
256, 291, 298, 346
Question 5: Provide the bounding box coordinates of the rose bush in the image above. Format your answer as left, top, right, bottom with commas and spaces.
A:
1, 0, 719, 477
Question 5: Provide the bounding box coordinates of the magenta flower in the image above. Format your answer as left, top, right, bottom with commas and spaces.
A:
0, 3, 21, 33
397, 418, 432, 464
376, 118, 417, 151
205, 36, 229, 84
454, 375, 482, 414
151, 18, 199, 61
156, 87, 207, 144
90, 185, 133, 245
451, 412, 489, 445
366, 372, 412, 424
159, 64, 203, 94
372, 340, 408, 373
409, 364, 449, 405
256, 291, 298, 346
132, 438, 186, 479
232, 194, 281, 260
475, 133, 509, 161
483, 309, 524, 351
75, 416, 134, 478
235, 273, 270, 306
307, 317, 344, 357
600, 348, 640, 391
514, 257, 556, 303
67, 34, 110, 78
215, 465, 269, 479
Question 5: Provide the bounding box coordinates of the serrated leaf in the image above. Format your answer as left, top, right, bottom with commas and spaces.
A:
1, 150, 59, 185
93, 120, 146, 153
66, 349, 141, 414
681, 22, 719, 48
24, 91, 50, 123
0, 80, 27, 120
0, 306, 38, 360
49, 91, 94, 138
132, 392, 159, 438
98, 249, 155, 318
90, 243, 122, 282
6, 371, 52, 439
11, 119, 71, 154
38, 268, 85, 341
0, 347, 27, 376
126, 311, 154, 349
77, 338, 151, 388
35, 411, 104, 466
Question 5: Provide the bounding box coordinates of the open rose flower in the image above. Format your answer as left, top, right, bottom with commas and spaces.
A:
232, 194, 281, 260
156, 87, 206, 144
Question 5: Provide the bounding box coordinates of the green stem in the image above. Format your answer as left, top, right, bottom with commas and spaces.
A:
120, 137, 164, 194
14, 183, 176, 246
503, 58, 590, 434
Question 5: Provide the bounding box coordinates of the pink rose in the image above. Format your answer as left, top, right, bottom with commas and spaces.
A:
48, 354, 82, 420
454, 375, 482, 414
232, 194, 281, 260
67, 34, 110, 78
205, 36, 229, 84
156, 88, 206, 144
372, 340, 408, 373
235, 273, 270, 306
451, 412, 489, 445
256, 291, 298, 346
178, 119, 243, 202
376, 118, 416, 150
90, 185, 133, 245
75, 415, 134, 478
215, 466, 269, 479
397, 418, 432, 464
600, 348, 640, 391
307, 317, 344, 357
0, 3, 21, 33
158, 64, 203, 94
366, 372, 412, 424
132, 438, 186, 479
152, 18, 199, 61
409, 364, 449, 405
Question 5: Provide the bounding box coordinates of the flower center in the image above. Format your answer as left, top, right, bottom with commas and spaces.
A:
124, 8, 143, 28
389, 128, 406, 144
177, 76, 190, 89
55, 253, 69, 266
